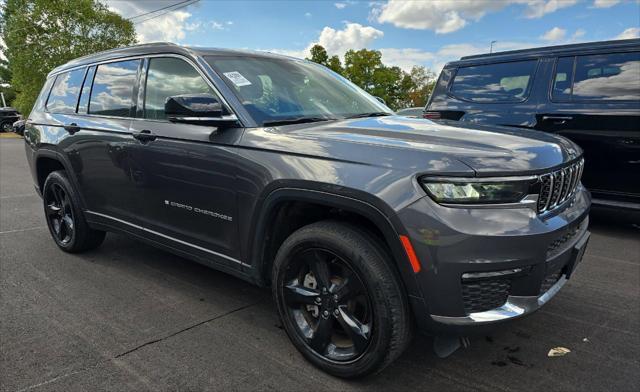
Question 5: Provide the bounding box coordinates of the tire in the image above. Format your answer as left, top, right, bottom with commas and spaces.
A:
42, 170, 106, 253
272, 220, 413, 378
0, 121, 11, 133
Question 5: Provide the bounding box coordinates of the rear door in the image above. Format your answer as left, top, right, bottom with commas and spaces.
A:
127, 56, 244, 267
536, 51, 640, 204
63, 59, 144, 226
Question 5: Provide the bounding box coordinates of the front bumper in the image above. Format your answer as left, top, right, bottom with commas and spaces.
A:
431, 229, 589, 326
397, 185, 591, 334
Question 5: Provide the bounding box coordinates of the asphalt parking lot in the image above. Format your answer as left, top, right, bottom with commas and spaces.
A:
1, 136, 639, 392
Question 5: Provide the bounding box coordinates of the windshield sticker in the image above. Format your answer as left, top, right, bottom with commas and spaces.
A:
223, 71, 252, 87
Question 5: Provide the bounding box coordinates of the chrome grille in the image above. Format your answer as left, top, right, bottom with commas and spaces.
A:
537, 159, 584, 214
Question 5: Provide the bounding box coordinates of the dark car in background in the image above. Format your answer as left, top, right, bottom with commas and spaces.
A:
0, 107, 21, 132
425, 39, 640, 210
12, 119, 26, 135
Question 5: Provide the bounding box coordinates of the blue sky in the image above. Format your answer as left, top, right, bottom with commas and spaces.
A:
106, 0, 640, 72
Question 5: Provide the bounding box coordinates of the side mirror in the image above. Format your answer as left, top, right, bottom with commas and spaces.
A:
165, 94, 238, 127
374, 96, 386, 105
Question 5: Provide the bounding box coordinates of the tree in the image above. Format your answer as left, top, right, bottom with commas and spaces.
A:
1, 0, 137, 114
326, 55, 343, 75
307, 44, 329, 65
405, 66, 436, 107
307, 44, 344, 75
306, 44, 436, 110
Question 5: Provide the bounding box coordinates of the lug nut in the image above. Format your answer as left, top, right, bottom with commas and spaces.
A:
334, 309, 340, 316
333, 294, 338, 301
322, 310, 329, 318
315, 297, 322, 304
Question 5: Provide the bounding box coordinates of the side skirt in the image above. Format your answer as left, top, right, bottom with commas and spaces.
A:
85, 211, 258, 285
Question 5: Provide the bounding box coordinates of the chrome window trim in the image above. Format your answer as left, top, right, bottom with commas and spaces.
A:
48, 53, 243, 127
85, 211, 250, 268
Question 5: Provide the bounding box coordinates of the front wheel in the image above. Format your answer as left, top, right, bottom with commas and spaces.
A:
272, 221, 412, 378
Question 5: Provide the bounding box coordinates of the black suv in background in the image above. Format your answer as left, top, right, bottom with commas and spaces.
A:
24, 43, 590, 378
425, 39, 640, 210
0, 107, 21, 132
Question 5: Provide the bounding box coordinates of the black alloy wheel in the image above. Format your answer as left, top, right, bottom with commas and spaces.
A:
282, 248, 373, 362
273, 221, 413, 378
42, 170, 106, 253
45, 182, 75, 246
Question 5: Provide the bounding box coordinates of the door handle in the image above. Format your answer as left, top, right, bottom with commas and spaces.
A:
63, 123, 80, 134
132, 130, 157, 143
542, 115, 573, 124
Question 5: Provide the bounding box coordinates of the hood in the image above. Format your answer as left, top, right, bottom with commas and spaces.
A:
240, 116, 582, 176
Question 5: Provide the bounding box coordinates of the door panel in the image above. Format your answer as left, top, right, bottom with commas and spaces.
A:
128, 122, 244, 262
537, 52, 640, 203
127, 56, 244, 265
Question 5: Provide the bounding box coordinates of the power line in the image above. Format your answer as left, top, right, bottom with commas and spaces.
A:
127, 0, 195, 21
131, 0, 199, 25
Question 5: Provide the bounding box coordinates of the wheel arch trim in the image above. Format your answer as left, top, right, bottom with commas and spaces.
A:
247, 186, 422, 297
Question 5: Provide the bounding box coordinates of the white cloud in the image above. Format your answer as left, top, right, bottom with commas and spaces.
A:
520, 0, 578, 18
592, 0, 620, 8
379, 48, 435, 71
305, 12, 312, 17
136, 10, 192, 43
311, 23, 384, 57
571, 28, 586, 40
615, 27, 640, 39
104, 1, 194, 43
541, 26, 566, 41
373, 0, 578, 33
334, 2, 347, 9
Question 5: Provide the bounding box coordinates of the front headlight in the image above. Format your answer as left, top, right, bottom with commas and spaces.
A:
421, 179, 532, 204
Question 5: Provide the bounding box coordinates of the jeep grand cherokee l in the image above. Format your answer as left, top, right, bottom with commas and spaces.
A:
425, 38, 639, 210
24, 43, 591, 378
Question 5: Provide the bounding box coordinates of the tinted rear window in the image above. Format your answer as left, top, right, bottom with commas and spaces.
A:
89, 60, 140, 117
572, 52, 640, 101
46, 68, 86, 113
450, 60, 537, 103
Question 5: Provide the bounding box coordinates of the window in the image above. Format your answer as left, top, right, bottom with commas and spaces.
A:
77, 66, 96, 114
46, 68, 86, 113
450, 60, 538, 103
144, 57, 214, 120
34, 77, 56, 112
89, 60, 140, 117
572, 52, 639, 101
552, 56, 574, 101
205, 56, 389, 126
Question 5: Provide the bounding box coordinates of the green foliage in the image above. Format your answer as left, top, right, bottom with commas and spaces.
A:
1, 0, 137, 114
308, 45, 435, 111
307, 44, 344, 75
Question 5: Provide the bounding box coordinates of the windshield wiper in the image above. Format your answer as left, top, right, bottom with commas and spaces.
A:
345, 112, 392, 119
262, 117, 337, 127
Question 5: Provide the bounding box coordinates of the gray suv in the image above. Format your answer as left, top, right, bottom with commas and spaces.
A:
24, 43, 590, 378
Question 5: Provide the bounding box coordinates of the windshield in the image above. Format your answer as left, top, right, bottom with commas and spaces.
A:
205, 55, 392, 126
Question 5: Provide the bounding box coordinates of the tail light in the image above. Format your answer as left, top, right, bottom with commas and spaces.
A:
423, 111, 441, 120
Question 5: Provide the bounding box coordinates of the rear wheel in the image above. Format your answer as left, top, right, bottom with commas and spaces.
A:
43, 170, 105, 253
272, 221, 412, 378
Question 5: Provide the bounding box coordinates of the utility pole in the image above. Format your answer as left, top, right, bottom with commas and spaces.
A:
1, 92, 5, 107
490, 40, 497, 54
